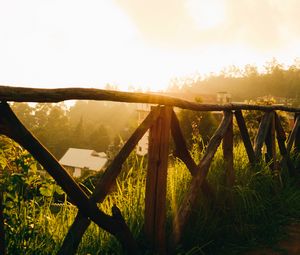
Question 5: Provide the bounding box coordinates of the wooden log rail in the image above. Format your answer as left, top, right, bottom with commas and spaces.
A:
1, 85, 300, 112
0, 85, 300, 254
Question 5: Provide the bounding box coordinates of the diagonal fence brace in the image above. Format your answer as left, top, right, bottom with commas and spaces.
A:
0, 102, 138, 254
170, 110, 216, 202
170, 111, 233, 248
59, 106, 161, 254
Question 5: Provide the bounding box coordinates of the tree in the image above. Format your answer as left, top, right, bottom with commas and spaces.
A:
11, 103, 36, 130
12, 103, 72, 158
71, 116, 86, 149
12, 103, 69, 157
88, 125, 110, 152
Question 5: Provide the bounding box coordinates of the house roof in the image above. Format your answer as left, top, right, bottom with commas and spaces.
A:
59, 148, 108, 171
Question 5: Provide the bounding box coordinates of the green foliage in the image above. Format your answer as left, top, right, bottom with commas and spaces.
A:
0, 138, 69, 254
1, 135, 300, 254
11, 103, 72, 158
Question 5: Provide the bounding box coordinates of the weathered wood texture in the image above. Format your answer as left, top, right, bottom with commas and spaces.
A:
234, 110, 256, 165
170, 110, 216, 201
59, 107, 160, 254
58, 213, 89, 255
254, 112, 273, 159
171, 111, 233, 247
274, 113, 295, 176
0, 102, 138, 254
287, 114, 300, 153
223, 112, 234, 186
144, 106, 172, 254
264, 112, 277, 171
0, 190, 5, 255
1, 85, 300, 112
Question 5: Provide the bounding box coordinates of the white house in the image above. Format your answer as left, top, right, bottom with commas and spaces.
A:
59, 148, 108, 178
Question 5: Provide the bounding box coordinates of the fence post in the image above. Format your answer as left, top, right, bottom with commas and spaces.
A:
265, 112, 282, 186
234, 110, 256, 165
287, 114, 300, 153
223, 111, 234, 187
254, 112, 273, 159
144, 106, 172, 254
265, 112, 277, 170
274, 113, 296, 177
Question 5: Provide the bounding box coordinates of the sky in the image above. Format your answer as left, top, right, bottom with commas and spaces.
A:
0, 0, 300, 91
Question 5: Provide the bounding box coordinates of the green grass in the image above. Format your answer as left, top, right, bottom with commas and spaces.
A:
2, 143, 300, 254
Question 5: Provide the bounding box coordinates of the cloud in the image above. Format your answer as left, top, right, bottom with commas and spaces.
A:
115, 0, 300, 53
225, 0, 283, 49
114, 0, 194, 48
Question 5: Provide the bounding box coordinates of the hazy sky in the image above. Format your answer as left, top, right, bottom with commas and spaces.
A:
0, 0, 300, 91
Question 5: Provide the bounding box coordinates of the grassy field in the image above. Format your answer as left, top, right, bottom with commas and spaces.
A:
2, 139, 300, 254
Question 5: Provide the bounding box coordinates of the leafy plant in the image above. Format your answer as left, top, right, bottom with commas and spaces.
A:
1, 134, 300, 254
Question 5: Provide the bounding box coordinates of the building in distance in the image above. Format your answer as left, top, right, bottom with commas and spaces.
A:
59, 148, 108, 178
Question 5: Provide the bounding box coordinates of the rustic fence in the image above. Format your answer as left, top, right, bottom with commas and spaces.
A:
0, 86, 300, 254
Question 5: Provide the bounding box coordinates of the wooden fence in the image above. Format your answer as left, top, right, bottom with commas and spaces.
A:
0, 86, 300, 254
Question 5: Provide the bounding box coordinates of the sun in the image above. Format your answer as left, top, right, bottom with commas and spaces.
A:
185, 0, 226, 30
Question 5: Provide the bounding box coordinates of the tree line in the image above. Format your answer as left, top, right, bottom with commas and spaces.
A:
168, 58, 300, 105
11, 101, 137, 159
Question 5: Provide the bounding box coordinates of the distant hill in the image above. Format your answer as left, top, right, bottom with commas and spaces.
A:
167, 61, 300, 106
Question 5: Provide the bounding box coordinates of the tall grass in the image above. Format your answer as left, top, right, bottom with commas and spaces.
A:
2, 143, 300, 254
167, 143, 300, 254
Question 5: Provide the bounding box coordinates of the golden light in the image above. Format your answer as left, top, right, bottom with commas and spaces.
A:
185, 0, 226, 30
0, 1, 299, 93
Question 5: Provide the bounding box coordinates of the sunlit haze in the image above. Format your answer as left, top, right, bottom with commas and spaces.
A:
1, 0, 300, 92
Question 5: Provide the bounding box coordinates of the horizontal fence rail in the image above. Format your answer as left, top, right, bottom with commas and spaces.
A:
1, 85, 300, 112
0, 86, 300, 255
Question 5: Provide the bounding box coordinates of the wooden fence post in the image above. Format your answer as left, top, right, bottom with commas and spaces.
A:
274, 113, 296, 176
287, 114, 300, 153
265, 112, 277, 170
265, 112, 282, 186
254, 112, 273, 159
144, 106, 172, 254
234, 110, 256, 165
223, 111, 234, 187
